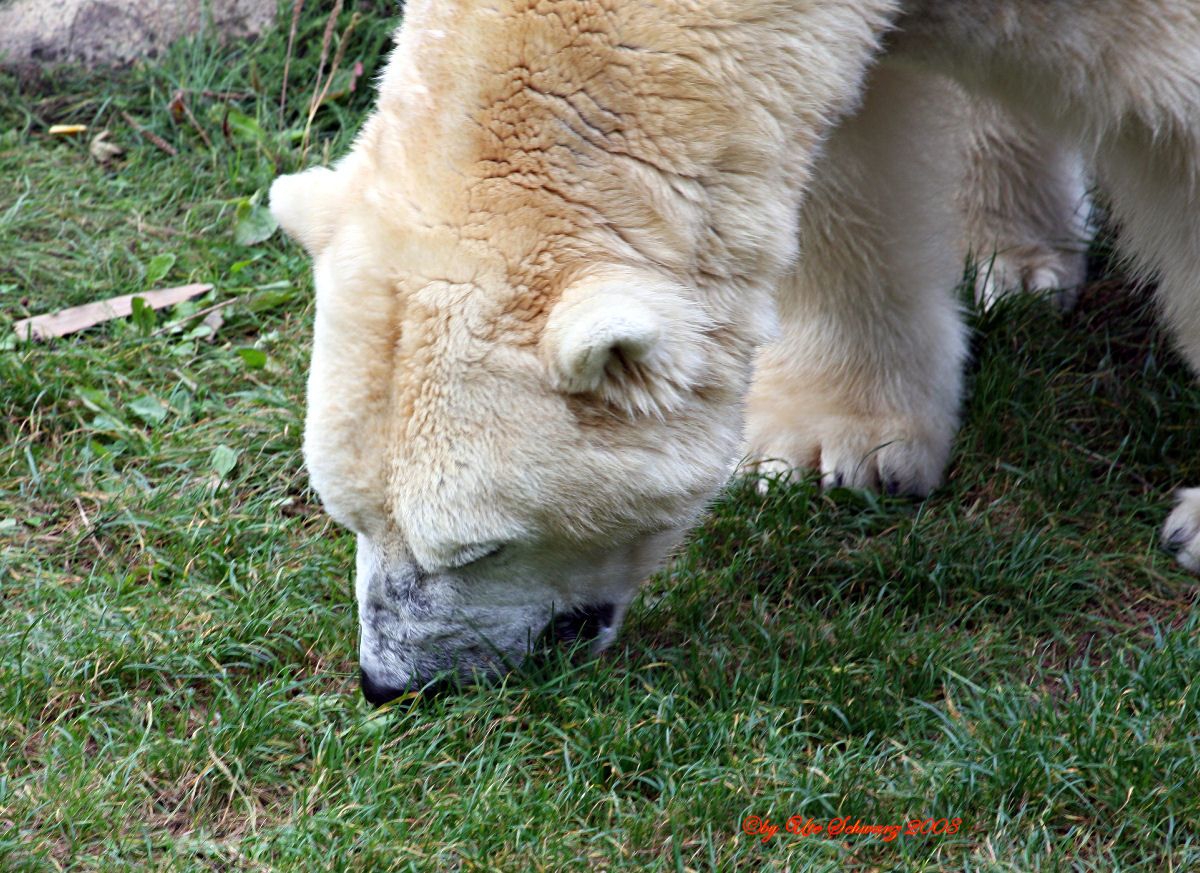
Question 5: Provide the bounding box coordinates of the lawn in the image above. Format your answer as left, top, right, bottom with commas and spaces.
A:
1, 3, 1198, 870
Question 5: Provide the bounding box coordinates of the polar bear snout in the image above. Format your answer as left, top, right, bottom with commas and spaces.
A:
359, 665, 449, 706
357, 602, 621, 705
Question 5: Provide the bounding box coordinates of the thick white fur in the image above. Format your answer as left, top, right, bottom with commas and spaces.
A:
543, 269, 717, 417
890, 2, 1200, 568
742, 52, 1095, 490
751, 0, 1200, 552
273, 0, 1200, 694
273, 0, 895, 693
959, 96, 1092, 311
745, 62, 968, 495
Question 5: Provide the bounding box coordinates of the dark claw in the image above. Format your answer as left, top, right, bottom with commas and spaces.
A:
830, 471, 845, 489
1164, 527, 1190, 554
885, 476, 903, 497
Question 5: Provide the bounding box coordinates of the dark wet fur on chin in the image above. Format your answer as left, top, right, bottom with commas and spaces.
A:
360, 666, 454, 705
360, 643, 502, 706
361, 604, 618, 706
549, 602, 616, 644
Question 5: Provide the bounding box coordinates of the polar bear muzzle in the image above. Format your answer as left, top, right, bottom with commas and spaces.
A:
357, 601, 622, 707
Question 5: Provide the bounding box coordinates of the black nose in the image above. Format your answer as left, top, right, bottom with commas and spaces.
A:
360, 668, 406, 706
360, 667, 452, 706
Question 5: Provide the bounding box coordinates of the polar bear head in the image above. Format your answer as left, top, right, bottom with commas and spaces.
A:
266, 0, 851, 703
271, 153, 755, 703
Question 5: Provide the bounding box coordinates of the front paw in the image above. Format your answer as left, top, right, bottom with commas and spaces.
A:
973, 245, 1086, 312
744, 409, 953, 498
1162, 488, 1200, 572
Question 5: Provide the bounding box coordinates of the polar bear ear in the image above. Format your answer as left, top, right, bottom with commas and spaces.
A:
542, 272, 714, 417
269, 166, 346, 256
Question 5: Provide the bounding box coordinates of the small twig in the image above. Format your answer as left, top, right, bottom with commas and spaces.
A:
1064, 439, 1153, 490
302, 7, 361, 159
13, 283, 211, 339
170, 90, 213, 150
279, 0, 306, 124
181, 104, 212, 150
311, 0, 344, 109
311, 13, 360, 115
198, 89, 255, 101
150, 296, 237, 337
120, 110, 177, 157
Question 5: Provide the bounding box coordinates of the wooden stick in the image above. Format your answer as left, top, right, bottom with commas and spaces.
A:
120, 110, 178, 157
12, 284, 212, 340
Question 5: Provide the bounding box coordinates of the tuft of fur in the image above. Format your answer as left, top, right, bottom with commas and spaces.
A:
542, 269, 717, 419
269, 165, 349, 256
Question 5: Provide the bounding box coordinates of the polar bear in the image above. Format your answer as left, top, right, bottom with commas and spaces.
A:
270, 0, 1200, 704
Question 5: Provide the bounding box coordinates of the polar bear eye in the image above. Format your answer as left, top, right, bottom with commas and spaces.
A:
446, 542, 507, 570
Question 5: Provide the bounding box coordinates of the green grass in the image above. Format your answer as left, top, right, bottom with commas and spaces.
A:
2, 4, 1199, 870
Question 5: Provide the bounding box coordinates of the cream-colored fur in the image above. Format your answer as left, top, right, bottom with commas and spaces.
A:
273, 0, 894, 696
959, 96, 1092, 311
745, 62, 968, 495
742, 65, 1095, 491
271, 0, 1200, 698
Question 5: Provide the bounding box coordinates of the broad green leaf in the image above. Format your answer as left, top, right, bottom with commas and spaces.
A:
247, 287, 295, 313
210, 444, 239, 477
128, 395, 168, 425
130, 295, 157, 334
90, 414, 132, 435
170, 298, 200, 320
224, 108, 264, 143
75, 387, 118, 415
207, 105, 265, 144
184, 322, 216, 341
229, 254, 264, 275
235, 197, 278, 246
237, 348, 267, 369
145, 253, 176, 286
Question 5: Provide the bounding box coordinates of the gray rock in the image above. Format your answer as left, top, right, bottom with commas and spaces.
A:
0, 0, 278, 67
